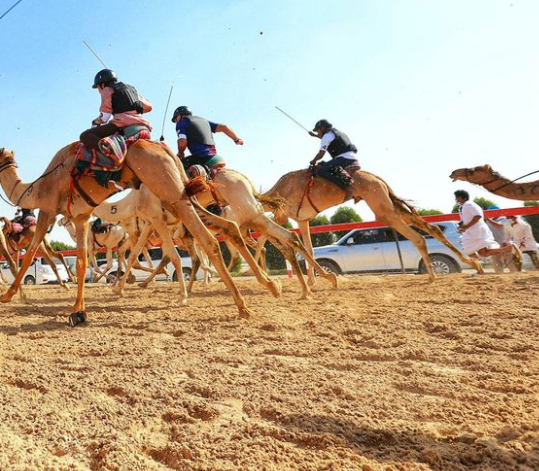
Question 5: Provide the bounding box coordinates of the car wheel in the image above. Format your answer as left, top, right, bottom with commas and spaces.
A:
172, 268, 192, 282
107, 271, 124, 284
420, 255, 460, 275
316, 259, 342, 275
23, 275, 36, 285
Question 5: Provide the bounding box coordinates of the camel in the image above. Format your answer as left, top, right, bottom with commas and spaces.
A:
0, 216, 75, 288
93, 188, 217, 288
0, 227, 26, 300
98, 184, 279, 298
259, 168, 484, 283
58, 217, 135, 283
175, 168, 339, 300
450, 165, 539, 201
0, 142, 270, 324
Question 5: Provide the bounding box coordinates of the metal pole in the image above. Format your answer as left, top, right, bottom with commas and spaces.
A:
391, 229, 406, 274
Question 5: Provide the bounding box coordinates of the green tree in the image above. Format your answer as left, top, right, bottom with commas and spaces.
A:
417, 209, 443, 216
50, 241, 75, 252
330, 207, 362, 239
523, 201, 539, 241
310, 215, 335, 247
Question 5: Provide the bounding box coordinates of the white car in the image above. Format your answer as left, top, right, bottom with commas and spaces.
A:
1, 257, 70, 285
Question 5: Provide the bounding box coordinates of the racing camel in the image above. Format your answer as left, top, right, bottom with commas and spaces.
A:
450, 164, 539, 201
58, 216, 135, 283
95, 184, 280, 298
0, 142, 265, 324
259, 168, 484, 283
0, 216, 75, 288
171, 168, 338, 300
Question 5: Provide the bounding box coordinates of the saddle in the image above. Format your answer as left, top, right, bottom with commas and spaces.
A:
313, 164, 355, 190
184, 164, 225, 216
73, 124, 151, 187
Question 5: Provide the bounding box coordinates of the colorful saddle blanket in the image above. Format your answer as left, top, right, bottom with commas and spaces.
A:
314, 164, 354, 190
73, 125, 151, 186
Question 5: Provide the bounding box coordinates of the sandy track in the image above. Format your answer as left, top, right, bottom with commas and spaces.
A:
1, 273, 538, 471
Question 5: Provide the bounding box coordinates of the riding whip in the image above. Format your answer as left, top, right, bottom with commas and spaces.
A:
0, 0, 25, 21
275, 106, 311, 133
160, 84, 174, 142
83, 40, 108, 68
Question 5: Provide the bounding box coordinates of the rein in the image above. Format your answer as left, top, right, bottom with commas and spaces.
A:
296, 167, 321, 218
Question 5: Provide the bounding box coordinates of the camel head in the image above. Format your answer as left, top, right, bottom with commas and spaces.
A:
57, 216, 76, 239
449, 164, 496, 183
0, 148, 16, 168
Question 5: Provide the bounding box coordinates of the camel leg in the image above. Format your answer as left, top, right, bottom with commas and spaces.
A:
192, 202, 281, 299
93, 249, 114, 283
225, 239, 240, 272
251, 216, 338, 289
298, 220, 317, 286
139, 256, 170, 288
0, 234, 26, 302
380, 216, 435, 281
113, 223, 153, 297
268, 235, 312, 300
401, 211, 484, 274
253, 235, 268, 273
149, 219, 188, 304
39, 242, 70, 290
170, 199, 252, 318
68, 216, 91, 323
42, 238, 77, 283
1, 212, 55, 303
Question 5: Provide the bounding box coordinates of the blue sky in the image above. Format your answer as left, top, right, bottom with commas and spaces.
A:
0, 0, 538, 243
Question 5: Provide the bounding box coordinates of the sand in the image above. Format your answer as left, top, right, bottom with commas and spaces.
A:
1, 273, 538, 471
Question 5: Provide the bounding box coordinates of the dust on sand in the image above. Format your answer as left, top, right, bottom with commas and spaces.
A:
0, 273, 538, 471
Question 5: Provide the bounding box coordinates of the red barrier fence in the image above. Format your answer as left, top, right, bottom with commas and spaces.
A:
15, 206, 539, 258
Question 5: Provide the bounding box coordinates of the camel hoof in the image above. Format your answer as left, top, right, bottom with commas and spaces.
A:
1, 291, 15, 303
111, 286, 123, 297
61, 283, 70, 291
269, 280, 282, 298
299, 292, 312, 301
139, 282, 149, 289
238, 307, 252, 319
68, 311, 87, 327
327, 273, 339, 288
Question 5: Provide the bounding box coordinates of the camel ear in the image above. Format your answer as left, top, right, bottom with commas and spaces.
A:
0, 148, 4, 154
482, 164, 492, 171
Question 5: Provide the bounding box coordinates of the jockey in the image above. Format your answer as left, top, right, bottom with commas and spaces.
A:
10, 208, 36, 243
309, 119, 359, 171
80, 69, 153, 151
171, 105, 243, 173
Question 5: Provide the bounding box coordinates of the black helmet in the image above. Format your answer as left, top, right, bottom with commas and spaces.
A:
92, 69, 118, 89
313, 119, 332, 131
171, 105, 192, 122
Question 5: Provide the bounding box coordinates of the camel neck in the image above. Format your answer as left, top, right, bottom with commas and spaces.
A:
481, 177, 539, 199
0, 165, 36, 209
